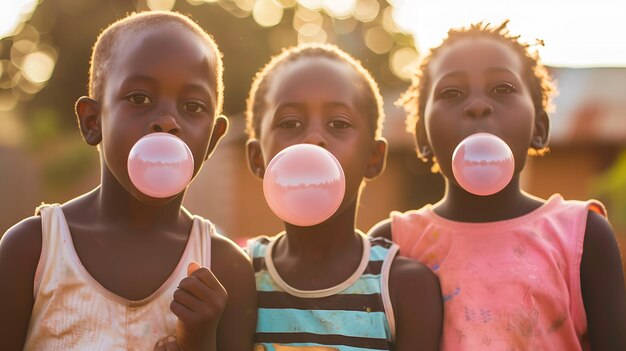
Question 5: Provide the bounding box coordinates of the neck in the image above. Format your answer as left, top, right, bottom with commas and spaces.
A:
435, 175, 542, 222
94, 166, 188, 231
279, 201, 360, 261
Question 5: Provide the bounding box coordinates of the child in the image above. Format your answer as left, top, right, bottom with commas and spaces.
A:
245, 43, 442, 351
369, 21, 626, 350
0, 11, 256, 351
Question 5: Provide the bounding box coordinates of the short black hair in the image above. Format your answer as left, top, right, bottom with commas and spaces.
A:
88, 11, 224, 115
246, 43, 385, 139
399, 20, 555, 163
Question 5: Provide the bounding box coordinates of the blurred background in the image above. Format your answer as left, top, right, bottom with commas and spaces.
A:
1, 0, 625, 274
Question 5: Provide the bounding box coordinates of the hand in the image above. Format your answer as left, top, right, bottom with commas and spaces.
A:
171, 261, 228, 351
154, 336, 182, 351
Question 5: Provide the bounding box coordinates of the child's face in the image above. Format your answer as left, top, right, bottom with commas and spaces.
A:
247, 57, 386, 213
422, 37, 543, 183
82, 24, 226, 201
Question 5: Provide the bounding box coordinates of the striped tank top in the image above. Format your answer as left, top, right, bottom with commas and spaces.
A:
247, 232, 398, 351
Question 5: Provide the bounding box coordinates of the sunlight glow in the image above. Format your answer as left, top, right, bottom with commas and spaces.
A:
0, 0, 38, 40
253, 0, 284, 27
147, 0, 176, 11
21, 51, 55, 84
393, 0, 626, 67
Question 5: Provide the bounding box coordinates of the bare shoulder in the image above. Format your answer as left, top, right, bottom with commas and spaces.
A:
1, 215, 43, 273
581, 210, 622, 275
367, 219, 392, 240
210, 234, 253, 276
388, 255, 442, 350
209, 234, 257, 351
581, 210, 626, 349
389, 255, 440, 296
0, 216, 43, 349
209, 233, 255, 296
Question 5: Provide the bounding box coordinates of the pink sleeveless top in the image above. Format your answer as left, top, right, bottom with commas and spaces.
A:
391, 194, 605, 351
24, 204, 214, 351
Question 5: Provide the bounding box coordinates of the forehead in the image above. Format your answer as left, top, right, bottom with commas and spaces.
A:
266, 57, 363, 103
108, 24, 215, 83
428, 37, 524, 80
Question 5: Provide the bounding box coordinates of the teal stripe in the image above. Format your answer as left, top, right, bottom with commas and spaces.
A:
257, 308, 389, 339
257, 342, 380, 351
369, 245, 390, 261
250, 240, 268, 258
251, 239, 389, 261
255, 272, 382, 295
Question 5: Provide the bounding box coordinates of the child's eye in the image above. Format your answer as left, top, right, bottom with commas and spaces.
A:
277, 119, 302, 129
328, 120, 351, 129
127, 94, 151, 105
183, 102, 206, 113
492, 83, 516, 95
439, 88, 463, 100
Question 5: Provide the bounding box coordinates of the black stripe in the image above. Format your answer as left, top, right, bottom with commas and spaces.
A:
369, 237, 395, 249
253, 257, 266, 272
255, 332, 390, 350
258, 291, 385, 312
362, 260, 383, 275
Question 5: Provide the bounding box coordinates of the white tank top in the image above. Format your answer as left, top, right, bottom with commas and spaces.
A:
24, 204, 213, 351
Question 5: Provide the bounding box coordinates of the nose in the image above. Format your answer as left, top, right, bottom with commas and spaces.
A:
149, 114, 181, 135
464, 98, 494, 119
301, 130, 327, 148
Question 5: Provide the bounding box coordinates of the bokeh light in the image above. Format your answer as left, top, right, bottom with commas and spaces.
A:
21, 51, 56, 84
298, 0, 323, 11
389, 46, 418, 80
253, 0, 284, 27
147, 0, 177, 11
322, 0, 355, 19
363, 25, 393, 54
0, 0, 39, 40
297, 23, 327, 43
353, 0, 379, 22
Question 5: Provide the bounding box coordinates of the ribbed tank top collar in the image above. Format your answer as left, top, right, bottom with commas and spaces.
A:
420, 193, 564, 232
50, 205, 204, 307
264, 230, 371, 298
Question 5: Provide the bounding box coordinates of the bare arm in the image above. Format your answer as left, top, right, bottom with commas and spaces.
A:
581, 211, 626, 350
390, 256, 442, 351
0, 216, 43, 350
367, 219, 392, 241
211, 235, 257, 351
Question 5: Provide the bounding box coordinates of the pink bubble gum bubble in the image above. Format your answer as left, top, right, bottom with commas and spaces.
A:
451, 133, 515, 196
127, 132, 194, 198
263, 144, 346, 227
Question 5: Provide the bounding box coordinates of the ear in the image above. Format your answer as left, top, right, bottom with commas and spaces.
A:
245, 138, 265, 179
365, 138, 388, 180
75, 96, 102, 146
415, 122, 433, 161
204, 115, 229, 160
530, 110, 550, 150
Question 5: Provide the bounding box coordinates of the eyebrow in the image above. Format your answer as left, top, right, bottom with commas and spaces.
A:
485, 67, 519, 76
121, 75, 215, 99
273, 101, 353, 112
121, 74, 157, 85
435, 70, 466, 82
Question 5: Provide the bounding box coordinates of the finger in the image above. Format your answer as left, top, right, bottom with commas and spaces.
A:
164, 335, 181, 351
187, 261, 201, 276
173, 287, 210, 312
170, 299, 195, 322
154, 339, 166, 351
188, 267, 226, 294
177, 276, 215, 302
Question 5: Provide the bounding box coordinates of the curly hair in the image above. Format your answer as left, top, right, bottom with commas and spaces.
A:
398, 20, 555, 165
88, 11, 224, 115
245, 43, 385, 139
